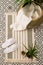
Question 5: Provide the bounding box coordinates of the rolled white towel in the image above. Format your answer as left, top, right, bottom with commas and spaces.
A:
32, 11, 39, 20
35, 5, 42, 16
2, 38, 16, 48
11, 13, 32, 31
17, 3, 34, 17
10, 15, 32, 31
32, 4, 42, 20
4, 44, 20, 53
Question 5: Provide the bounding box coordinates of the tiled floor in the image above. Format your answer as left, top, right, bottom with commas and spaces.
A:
0, 0, 43, 65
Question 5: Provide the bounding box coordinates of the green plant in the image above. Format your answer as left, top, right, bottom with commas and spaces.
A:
16, 0, 43, 7
21, 44, 38, 59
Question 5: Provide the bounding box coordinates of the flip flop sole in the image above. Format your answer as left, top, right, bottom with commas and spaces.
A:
2, 38, 16, 48
4, 44, 19, 53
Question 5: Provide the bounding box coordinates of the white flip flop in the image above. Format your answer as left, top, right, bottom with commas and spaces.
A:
2, 38, 16, 48
4, 44, 20, 53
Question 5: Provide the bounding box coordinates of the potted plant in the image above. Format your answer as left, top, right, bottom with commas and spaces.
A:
21, 44, 38, 61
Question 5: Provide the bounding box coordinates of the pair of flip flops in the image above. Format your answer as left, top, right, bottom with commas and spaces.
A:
2, 38, 19, 53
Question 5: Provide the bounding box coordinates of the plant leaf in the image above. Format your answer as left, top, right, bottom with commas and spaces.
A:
23, 44, 28, 50
16, 0, 20, 2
